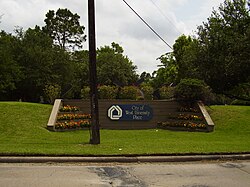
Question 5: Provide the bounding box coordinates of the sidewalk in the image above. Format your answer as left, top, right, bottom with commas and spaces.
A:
1, 154, 250, 163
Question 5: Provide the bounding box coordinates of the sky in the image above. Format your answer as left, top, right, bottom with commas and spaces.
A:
0, 0, 224, 74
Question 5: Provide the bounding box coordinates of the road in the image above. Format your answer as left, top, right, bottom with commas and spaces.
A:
0, 161, 249, 187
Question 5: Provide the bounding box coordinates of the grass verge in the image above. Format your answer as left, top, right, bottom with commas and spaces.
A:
0, 102, 249, 156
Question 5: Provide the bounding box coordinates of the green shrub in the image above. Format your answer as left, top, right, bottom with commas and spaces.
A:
119, 86, 138, 100
159, 86, 175, 99
210, 94, 233, 105
231, 99, 250, 106
81, 86, 90, 99
43, 84, 61, 104
229, 82, 250, 101
140, 85, 154, 100
98, 85, 118, 99
174, 78, 212, 102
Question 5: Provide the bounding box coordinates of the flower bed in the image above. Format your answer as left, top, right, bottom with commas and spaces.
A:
157, 103, 209, 132
169, 114, 203, 121
59, 105, 80, 112
55, 120, 91, 130
158, 121, 207, 130
55, 104, 92, 131
57, 113, 91, 120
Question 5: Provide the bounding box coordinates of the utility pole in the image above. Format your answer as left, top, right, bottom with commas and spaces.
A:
88, 0, 100, 144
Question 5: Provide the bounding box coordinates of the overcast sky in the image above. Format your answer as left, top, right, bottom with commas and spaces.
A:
0, 0, 224, 74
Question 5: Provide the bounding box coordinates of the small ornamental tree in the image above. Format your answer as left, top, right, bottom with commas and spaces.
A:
159, 86, 175, 100
44, 84, 61, 104
81, 86, 90, 99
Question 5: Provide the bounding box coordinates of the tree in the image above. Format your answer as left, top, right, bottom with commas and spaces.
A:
96, 42, 138, 85
13, 26, 55, 101
12, 26, 75, 102
43, 83, 61, 104
62, 50, 90, 98
197, 0, 250, 93
139, 71, 152, 83
0, 31, 22, 100
70, 50, 89, 87
172, 35, 202, 82
43, 8, 86, 50
154, 35, 200, 89
152, 52, 177, 88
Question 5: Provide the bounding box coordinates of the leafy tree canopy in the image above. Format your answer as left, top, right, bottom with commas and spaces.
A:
0, 31, 22, 97
197, 0, 250, 92
152, 52, 177, 88
157, 0, 250, 97
43, 8, 86, 50
97, 42, 138, 86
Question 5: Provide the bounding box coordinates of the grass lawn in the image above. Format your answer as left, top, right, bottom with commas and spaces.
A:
0, 102, 249, 156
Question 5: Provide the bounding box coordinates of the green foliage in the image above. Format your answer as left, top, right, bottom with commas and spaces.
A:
0, 9, 140, 102
0, 8, 140, 102
56, 50, 89, 99
196, 0, 250, 92
159, 86, 175, 100
0, 31, 22, 98
43, 8, 86, 50
0, 27, 139, 102
0, 23, 89, 101
229, 82, 250, 100
98, 85, 118, 99
174, 79, 212, 102
14, 26, 76, 102
140, 85, 154, 100
173, 35, 193, 81
139, 72, 152, 83
97, 42, 138, 86
231, 99, 250, 106
81, 86, 90, 99
119, 86, 138, 100
173, 35, 201, 81
156, 0, 250, 98
71, 50, 89, 85
152, 53, 177, 88
226, 82, 250, 105
210, 94, 233, 105
43, 84, 61, 104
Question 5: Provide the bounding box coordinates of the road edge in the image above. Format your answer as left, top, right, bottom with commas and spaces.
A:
0, 154, 250, 163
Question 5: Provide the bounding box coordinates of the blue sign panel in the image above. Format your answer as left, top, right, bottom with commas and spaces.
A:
108, 104, 153, 121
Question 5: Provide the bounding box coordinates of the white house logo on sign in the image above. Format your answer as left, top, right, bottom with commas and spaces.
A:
108, 105, 123, 120
108, 104, 153, 121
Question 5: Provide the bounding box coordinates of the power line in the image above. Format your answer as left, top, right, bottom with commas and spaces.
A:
148, 0, 182, 35
122, 0, 173, 50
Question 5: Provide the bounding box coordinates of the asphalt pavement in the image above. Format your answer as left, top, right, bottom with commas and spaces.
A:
1, 161, 250, 187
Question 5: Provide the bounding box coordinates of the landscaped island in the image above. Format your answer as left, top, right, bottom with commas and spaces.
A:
0, 102, 249, 156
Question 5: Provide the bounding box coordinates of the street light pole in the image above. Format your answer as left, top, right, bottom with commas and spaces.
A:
88, 0, 100, 144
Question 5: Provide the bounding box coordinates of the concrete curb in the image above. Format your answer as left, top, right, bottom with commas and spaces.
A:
0, 154, 250, 163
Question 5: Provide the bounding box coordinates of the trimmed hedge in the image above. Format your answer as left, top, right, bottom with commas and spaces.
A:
98, 85, 118, 99
141, 85, 154, 100
119, 86, 138, 100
